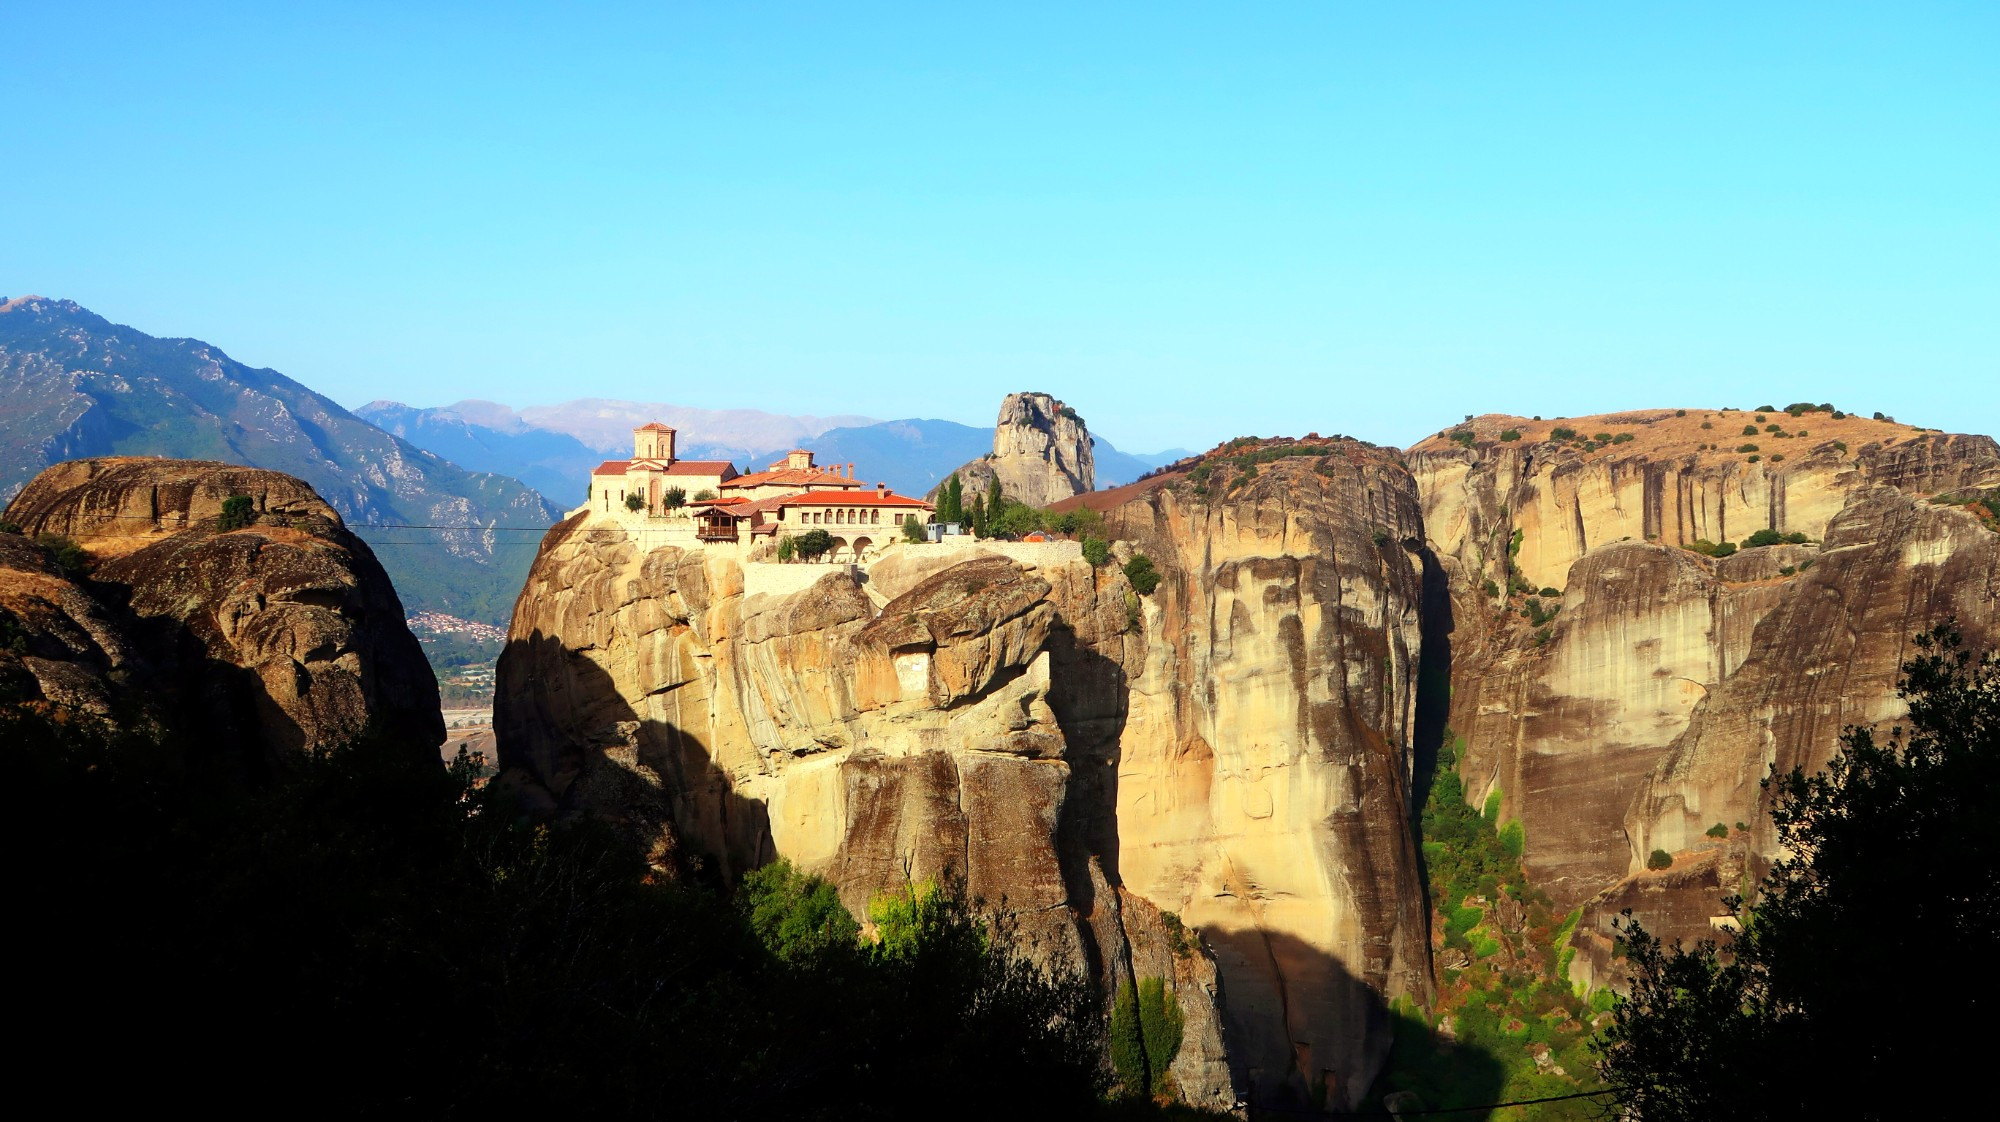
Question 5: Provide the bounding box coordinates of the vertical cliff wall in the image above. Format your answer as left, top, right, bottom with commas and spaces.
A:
1410, 410, 2000, 976
1078, 443, 1436, 1110
933, 391, 1096, 507
500, 436, 1439, 1111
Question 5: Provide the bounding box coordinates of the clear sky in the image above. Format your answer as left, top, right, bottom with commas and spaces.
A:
4, 2, 1994, 453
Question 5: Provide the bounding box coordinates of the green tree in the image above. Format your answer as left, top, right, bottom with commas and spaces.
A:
218, 494, 256, 531
938, 474, 964, 524
1081, 537, 1110, 567
987, 475, 1003, 517
1596, 623, 1999, 1121
662, 486, 687, 510
739, 859, 860, 964
692, 489, 716, 502
901, 517, 928, 543
36, 534, 92, 579
776, 535, 797, 562
796, 528, 835, 561
969, 493, 987, 537
624, 492, 644, 511
1123, 554, 1160, 595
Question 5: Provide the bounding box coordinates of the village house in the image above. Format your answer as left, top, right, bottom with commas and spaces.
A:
587, 424, 934, 563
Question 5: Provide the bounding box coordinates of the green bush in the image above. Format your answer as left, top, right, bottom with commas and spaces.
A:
1550, 426, 1578, 441
1675, 409, 1687, 417
1482, 789, 1503, 825
0, 520, 20, 535
1498, 820, 1525, 858
739, 859, 860, 964
1755, 405, 1775, 413
1081, 536, 1110, 567
776, 536, 797, 562
1500, 429, 1522, 442
796, 528, 835, 561
692, 489, 715, 502
1747, 455, 1762, 463
1700, 421, 1713, 429
1737, 443, 1760, 453
1613, 432, 1635, 444
36, 535, 93, 579
1742, 425, 1759, 436
1483, 578, 1501, 599
662, 487, 687, 510
1744, 528, 1786, 548
1449, 430, 1476, 447
1539, 586, 1559, 597
1110, 977, 1185, 1096
624, 493, 644, 511
1705, 822, 1730, 839
901, 518, 928, 544
1647, 849, 1673, 870
217, 495, 256, 532
1123, 554, 1160, 595
1770, 454, 1785, 463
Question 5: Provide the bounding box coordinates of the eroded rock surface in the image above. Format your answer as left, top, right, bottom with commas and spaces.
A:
1411, 410, 2000, 971
503, 435, 1441, 1111
933, 392, 1095, 506
2, 457, 441, 760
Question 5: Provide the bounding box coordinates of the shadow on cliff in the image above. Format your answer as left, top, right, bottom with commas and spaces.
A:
495, 631, 773, 884
1191, 924, 1507, 1118
1043, 619, 1132, 982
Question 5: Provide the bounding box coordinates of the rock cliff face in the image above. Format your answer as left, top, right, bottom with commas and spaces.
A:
2, 457, 442, 760
500, 436, 1434, 1110
933, 392, 1096, 506
1409, 410, 2000, 974
1082, 444, 1437, 1109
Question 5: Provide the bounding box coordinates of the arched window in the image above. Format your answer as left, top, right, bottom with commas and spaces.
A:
871, 510, 880, 524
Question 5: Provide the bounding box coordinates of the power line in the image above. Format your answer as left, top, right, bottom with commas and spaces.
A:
1249, 1085, 1627, 1118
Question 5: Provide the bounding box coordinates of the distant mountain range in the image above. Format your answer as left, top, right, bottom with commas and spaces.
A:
0, 297, 557, 624
360, 401, 1185, 504
0, 295, 1185, 622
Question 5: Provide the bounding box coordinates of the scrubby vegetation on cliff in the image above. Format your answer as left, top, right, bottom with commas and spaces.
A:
1368, 734, 1606, 1117
1598, 624, 1998, 1121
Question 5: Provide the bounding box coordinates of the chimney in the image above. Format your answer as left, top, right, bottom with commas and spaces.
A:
876, 482, 887, 495
846, 462, 855, 479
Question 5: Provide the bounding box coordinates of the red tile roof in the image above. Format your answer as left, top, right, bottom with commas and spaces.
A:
661, 460, 738, 478
785, 491, 933, 508
634, 422, 676, 432
594, 459, 737, 478
709, 489, 934, 521
721, 468, 861, 489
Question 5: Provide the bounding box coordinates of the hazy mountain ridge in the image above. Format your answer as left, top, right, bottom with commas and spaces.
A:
0, 298, 556, 623
361, 399, 1179, 504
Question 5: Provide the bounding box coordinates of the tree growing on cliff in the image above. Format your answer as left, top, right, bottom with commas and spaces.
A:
938, 474, 964, 524
218, 494, 256, 531
1597, 623, 2000, 1121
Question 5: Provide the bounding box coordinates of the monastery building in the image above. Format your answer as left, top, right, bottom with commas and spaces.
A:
586, 423, 934, 562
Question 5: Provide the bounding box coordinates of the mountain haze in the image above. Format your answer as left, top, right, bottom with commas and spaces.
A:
0, 297, 557, 623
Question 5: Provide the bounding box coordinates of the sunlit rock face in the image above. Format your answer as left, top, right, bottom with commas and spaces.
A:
932, 392, 1096, 507
1085, 445, 1435, 1111
2, 457, 441, 761
499, 435, 1436, 1111
1410, 411, 2000, 982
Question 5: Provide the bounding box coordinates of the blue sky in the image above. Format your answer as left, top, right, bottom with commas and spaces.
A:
4, 2, 1994, 453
